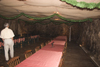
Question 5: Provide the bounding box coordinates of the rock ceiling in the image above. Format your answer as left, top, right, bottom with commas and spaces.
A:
0, 0, 100, 20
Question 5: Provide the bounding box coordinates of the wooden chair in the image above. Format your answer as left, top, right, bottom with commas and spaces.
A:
45, 42, 48, 45
63, 43, 67, 56
25, 50, 32, 59
7, 56, 20, 67
59, 58, 63, 67
35, 46, 40, 52
48, 40, 50, 43
41, 43, 44, 48
64, 43, 67, 49
62, 49, 66, 56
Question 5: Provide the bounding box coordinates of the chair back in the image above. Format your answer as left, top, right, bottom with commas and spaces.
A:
48, 40, 51, 43
45, 42, 48, 45
35, 46, 40, 52
7, 56, 20, 67
41, 43, 44, 48
25, 50, 32, 59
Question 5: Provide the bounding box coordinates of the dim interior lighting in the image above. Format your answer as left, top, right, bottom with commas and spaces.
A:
56, 12, 59, 14
79, 44, 82, 47
53, 11, 60, 14
55, 18, 59, 20
29, 18, 34, 20
79, 44, 87, 53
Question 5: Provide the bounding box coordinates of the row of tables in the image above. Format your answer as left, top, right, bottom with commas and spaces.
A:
0, 35, 40, 54
16, 36, 67, 67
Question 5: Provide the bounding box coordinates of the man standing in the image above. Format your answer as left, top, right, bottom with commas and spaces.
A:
0, 23, 15, 62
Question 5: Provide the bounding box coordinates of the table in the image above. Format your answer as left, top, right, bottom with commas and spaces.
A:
16, 36, 67, 67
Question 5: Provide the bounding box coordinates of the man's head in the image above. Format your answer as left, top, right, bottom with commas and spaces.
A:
4, 23, 9, 28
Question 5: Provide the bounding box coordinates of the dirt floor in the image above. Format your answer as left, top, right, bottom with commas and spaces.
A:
0, 37, 97, 67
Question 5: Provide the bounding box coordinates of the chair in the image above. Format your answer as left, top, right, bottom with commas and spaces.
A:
63, 44, 67, 56
7, 56, 20, 67
64, 42, 67, 49
25, 50, 32, 59
35, 46, 40, 52
48, 40, 50, 43
59, 58, 63, 67
41, 43, 44, 48
45, 42, 48, 45
62, 49, 66, 56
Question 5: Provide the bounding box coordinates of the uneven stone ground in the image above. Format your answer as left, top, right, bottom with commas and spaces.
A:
0, 37, 96, 67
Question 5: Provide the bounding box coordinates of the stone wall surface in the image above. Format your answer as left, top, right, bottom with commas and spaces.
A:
0, 18, 80, 41
78, 19, 100, 61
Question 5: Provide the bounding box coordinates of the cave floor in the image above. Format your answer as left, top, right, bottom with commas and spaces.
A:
62, 41, 96, 67
0, 37, 96, 67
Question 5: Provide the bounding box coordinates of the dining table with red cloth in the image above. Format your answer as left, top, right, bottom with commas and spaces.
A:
16, 36, 67, 67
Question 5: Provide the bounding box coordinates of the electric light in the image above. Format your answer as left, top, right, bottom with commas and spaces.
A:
54, 11, 56, 13
55, 19, 59, 20
56, 12, 59, 14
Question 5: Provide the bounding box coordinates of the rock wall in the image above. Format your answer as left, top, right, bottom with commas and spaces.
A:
22, 22, 80, 41
0, 18, 80, 41
0, 18, 19, 35
78, 19, 100, 60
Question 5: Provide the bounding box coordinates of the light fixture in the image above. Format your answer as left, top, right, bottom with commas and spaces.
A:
55, 18, 59, 20
56, 12, 59, 14
79, 44, 82, 47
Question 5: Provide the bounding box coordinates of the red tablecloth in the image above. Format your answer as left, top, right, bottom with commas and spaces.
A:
16, 36, 67, 67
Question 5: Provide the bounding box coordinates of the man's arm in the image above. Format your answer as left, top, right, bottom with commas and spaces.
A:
12, 38, 14, 41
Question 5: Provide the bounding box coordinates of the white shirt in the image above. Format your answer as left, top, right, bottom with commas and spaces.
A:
0, 27, 15, 39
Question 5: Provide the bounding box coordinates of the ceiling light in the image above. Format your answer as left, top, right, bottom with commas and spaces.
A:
56, 12, 59, 14
55, 19, 59, 20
